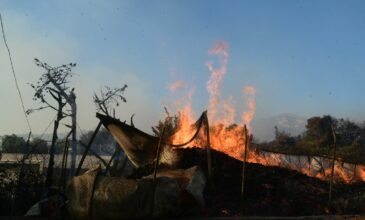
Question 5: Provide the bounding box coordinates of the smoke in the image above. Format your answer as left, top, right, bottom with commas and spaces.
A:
167, 80, 186, 92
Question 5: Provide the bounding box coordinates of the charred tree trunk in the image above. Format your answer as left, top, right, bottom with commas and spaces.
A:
45, 94, 64, 190
205, 113, 212, 185
151, 124, 166, 216
70, 100, 77, 176
59, 129, 73, 193
76, 121, 102, 176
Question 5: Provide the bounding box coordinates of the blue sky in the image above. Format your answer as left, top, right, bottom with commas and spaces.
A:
1, 1, 365, 140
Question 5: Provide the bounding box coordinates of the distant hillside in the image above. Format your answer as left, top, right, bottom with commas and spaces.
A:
253, 113, 307, 142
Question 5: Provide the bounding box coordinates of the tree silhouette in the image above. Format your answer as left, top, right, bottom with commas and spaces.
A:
93, 85, 127, 116
28, 58, 77, 189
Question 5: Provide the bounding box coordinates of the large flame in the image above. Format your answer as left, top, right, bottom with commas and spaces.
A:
242, 86, 256, 133
169, 41, 247, 160
166, 79, 196, 145
206, 41, 229, 124
167, 41, 365, 183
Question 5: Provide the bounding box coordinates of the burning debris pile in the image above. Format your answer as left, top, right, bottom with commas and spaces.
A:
175, 147, 365, 216
64, 41, 365, 218
65, 112, 365, 218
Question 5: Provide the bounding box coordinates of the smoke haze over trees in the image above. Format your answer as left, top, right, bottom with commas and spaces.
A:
260, 115, 365, 163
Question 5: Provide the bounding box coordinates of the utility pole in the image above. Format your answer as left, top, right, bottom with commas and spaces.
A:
70, 92, 77, 176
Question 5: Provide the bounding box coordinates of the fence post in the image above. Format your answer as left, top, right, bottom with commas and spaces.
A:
328, 124, 337, 209
150, 123, 166, 216
241, 125, 249, 215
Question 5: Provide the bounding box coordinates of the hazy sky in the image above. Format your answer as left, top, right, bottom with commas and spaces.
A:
1, 1, 365, 139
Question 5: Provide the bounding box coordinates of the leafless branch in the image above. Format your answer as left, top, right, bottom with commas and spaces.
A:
29, 58, 76, 115
93, 85, 128, 116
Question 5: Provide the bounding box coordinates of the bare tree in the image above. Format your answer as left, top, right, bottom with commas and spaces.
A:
28, 58, 76, 189
93, 85, 127, 116
90, 85, 128, 174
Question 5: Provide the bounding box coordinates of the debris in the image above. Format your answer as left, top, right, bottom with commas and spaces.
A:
67, 165, 206, 218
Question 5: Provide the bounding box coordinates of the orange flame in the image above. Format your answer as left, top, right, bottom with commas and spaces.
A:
222, 96, 235, 126
166, 41, 364, 183
167, 80, 196, 145
242, 86, 256, 133
206, 41, 229, 124
358, 166, 365, 181
170, 41, 246, 161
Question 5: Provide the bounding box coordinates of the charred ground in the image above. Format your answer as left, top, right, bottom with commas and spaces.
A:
171, 147, 365, 217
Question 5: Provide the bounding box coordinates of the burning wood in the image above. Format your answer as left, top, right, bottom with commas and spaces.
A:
97, 111, 365, 184
173, 147, 365, 216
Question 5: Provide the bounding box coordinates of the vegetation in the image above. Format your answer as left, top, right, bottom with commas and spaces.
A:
28, 58, 78, 187
79, 128, 115, 155
151, 107, 179, 138
0, 164, 43, 215
93, 85, 127, 116
0, 133, 117, 155
259, 115, 365, 164
1, 135, 50, 154
1, 134, 26, 153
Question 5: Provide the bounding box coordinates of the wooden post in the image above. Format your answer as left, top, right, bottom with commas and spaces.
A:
59, 129, 73, 192
111, 143, 122, 175
105, 147, 119, 176
76, 121, 102, 175
63, 140, 69, 190
59, 138, 69, 192
79, 141, 109, 167
70, 98, 77, 176
241, 125, 249, 214
328, 124, 337, 209
205, 113, 213, 185
151, 124, 166, 216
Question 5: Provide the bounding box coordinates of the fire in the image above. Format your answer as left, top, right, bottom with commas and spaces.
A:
169, 41, 248, 160
358, 167, 365, 181
206, 41, 229, 124
167, 41, 365, 184
222, 97, 235, 126
166, 81, 196, 145
242, 86, 256, 133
